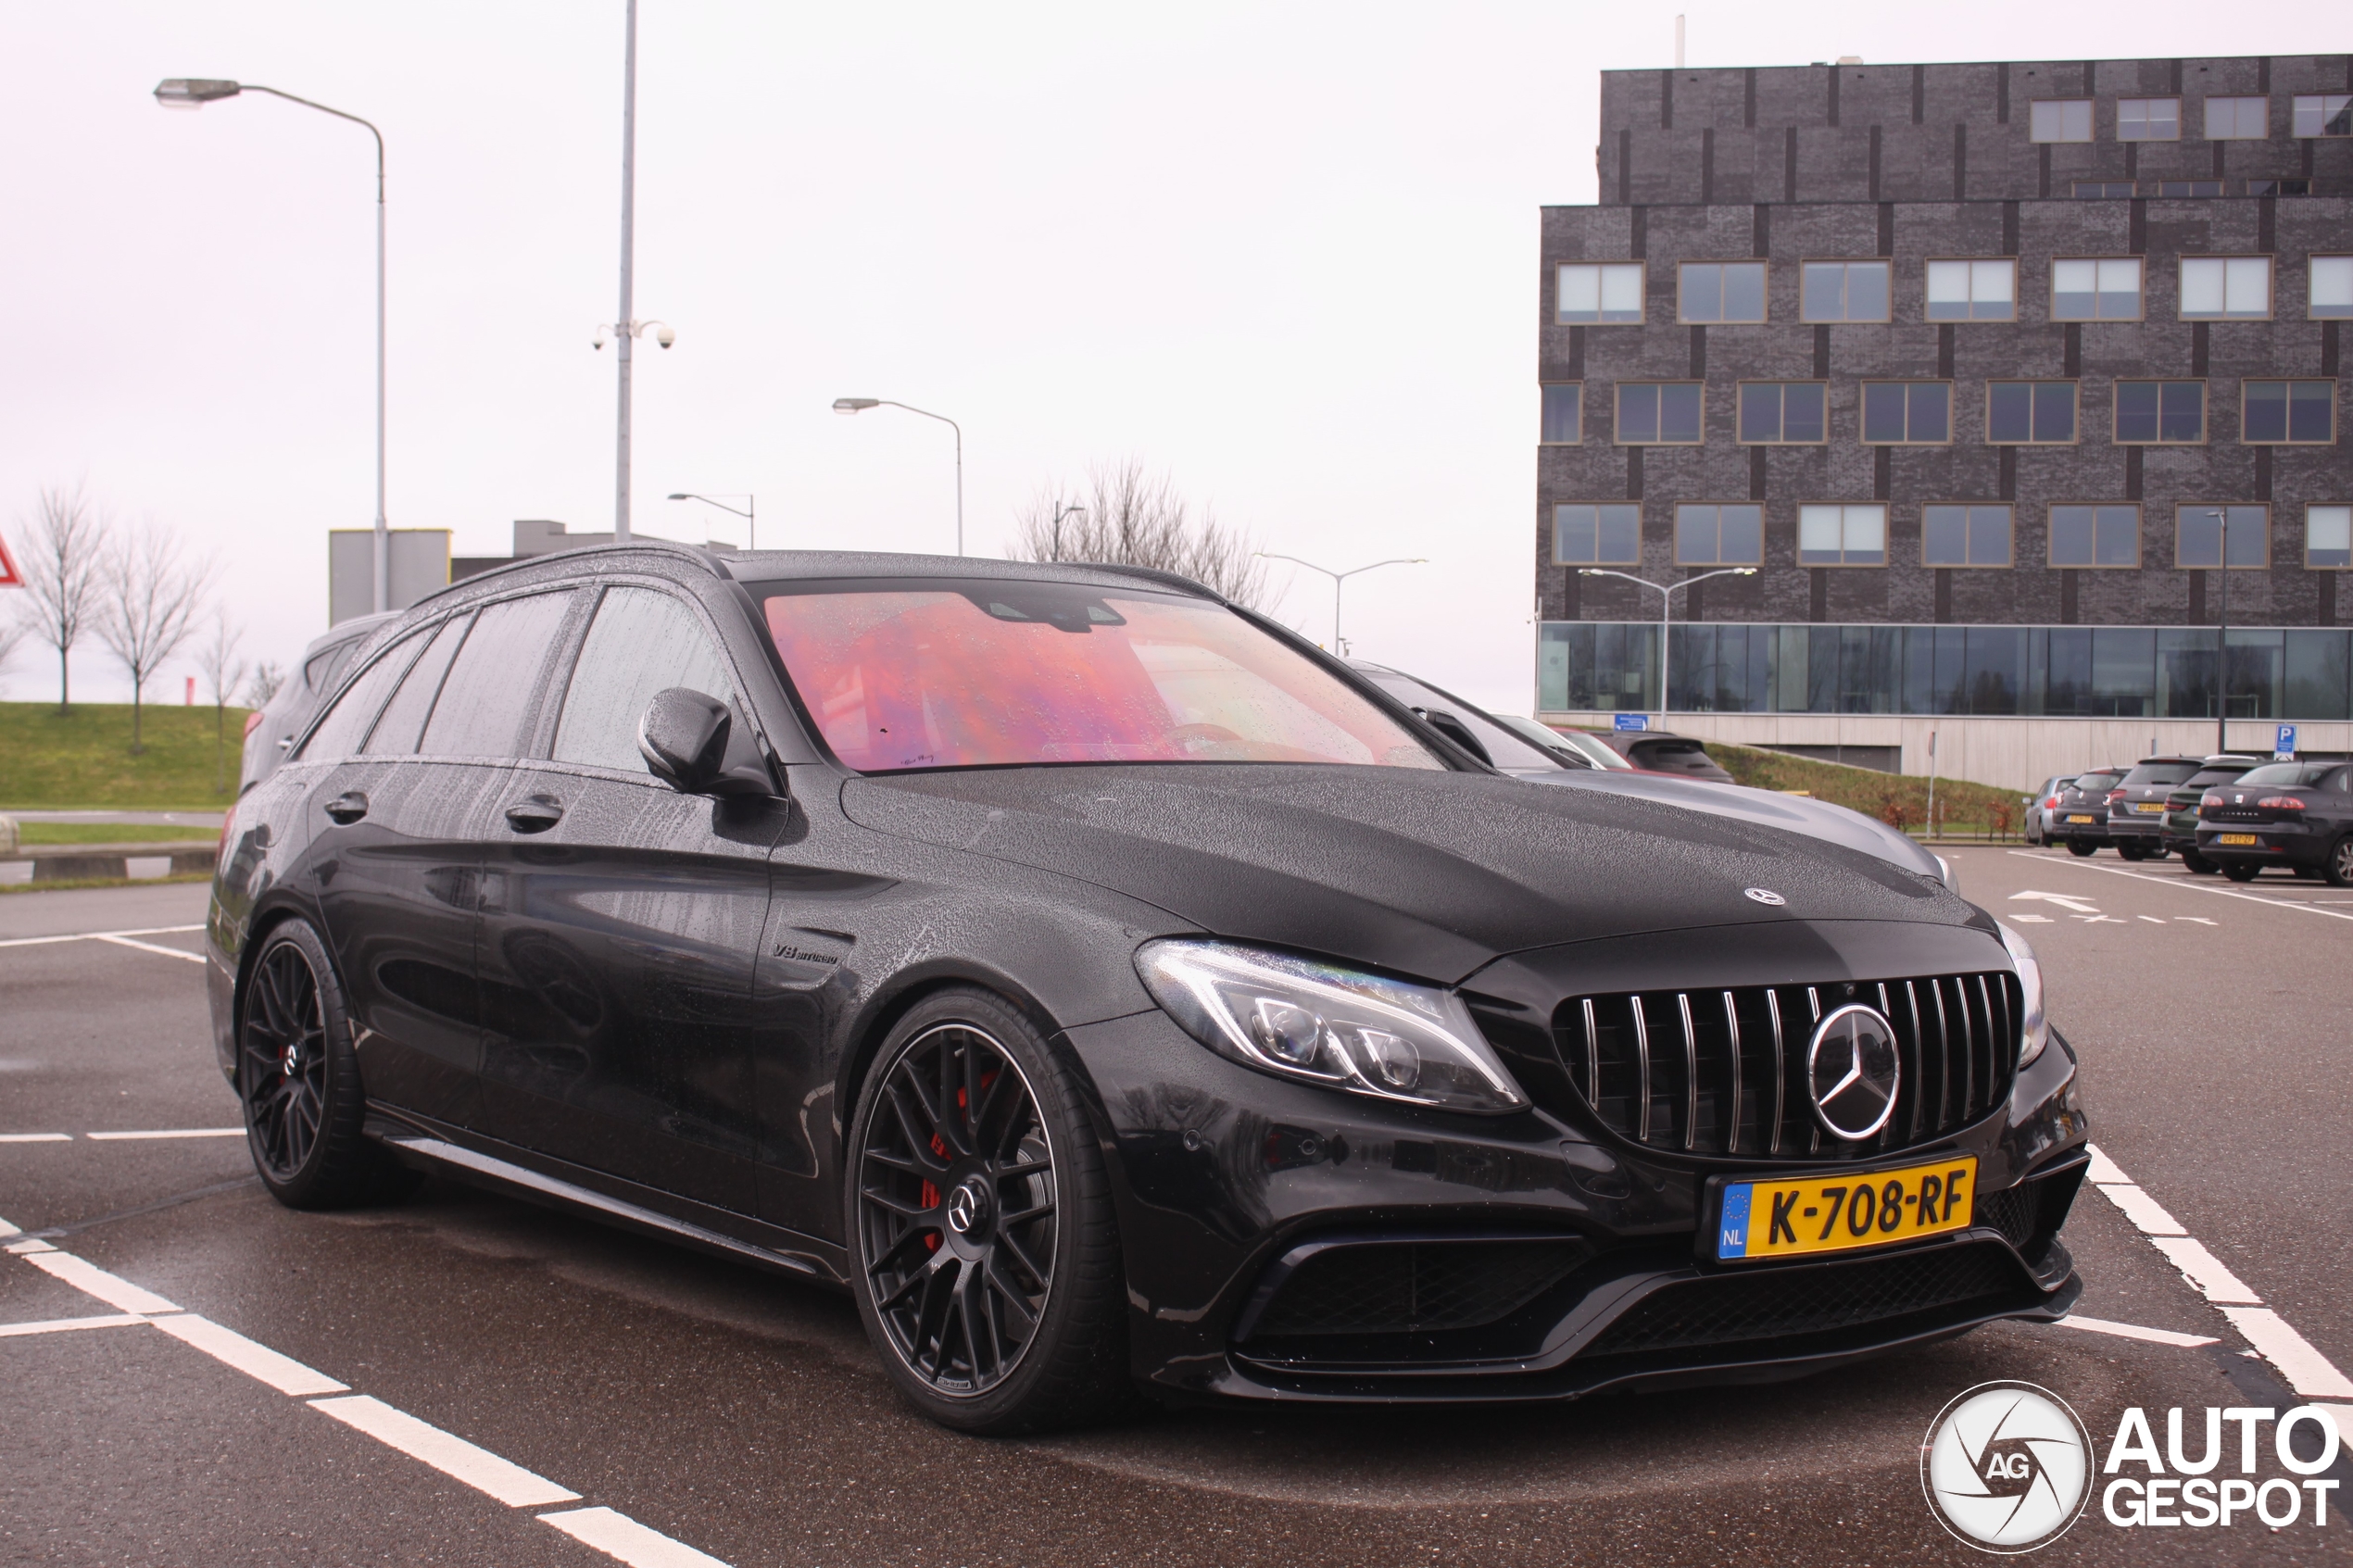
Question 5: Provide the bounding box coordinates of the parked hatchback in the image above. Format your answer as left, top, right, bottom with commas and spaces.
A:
2160, 757, 2265, 872
2021, 776, 2076, 847
2049, 770, 2127, 856
1592, 730, 1737, 782
2104, 757, 2205, 860
239, 611, 399, 794
2195, 761, 2353, 884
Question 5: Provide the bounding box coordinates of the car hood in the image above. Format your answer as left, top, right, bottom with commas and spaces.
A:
840, 765, 1974, 985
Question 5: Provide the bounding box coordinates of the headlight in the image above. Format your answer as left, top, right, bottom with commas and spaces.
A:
1996, 920, 2050, 1069
1133, 939, 1529, 1114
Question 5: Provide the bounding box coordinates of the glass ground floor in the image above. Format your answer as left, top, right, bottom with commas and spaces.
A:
1540, 621, 2353, 721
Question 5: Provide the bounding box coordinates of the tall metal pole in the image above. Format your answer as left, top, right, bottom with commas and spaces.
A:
952, 421, 963, 557
2214, 508, 2230, 756
372, 138, 386, 610
613, 0, 639, 542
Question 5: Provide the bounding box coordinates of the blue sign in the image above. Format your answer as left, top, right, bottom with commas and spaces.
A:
2276, 723, 2297, 760
1613, 712, 1650, 732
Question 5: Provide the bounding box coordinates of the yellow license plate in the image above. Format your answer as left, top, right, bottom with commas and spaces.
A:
2217, 833, 2259, 846
1715, 1156, 1979, 1262
2066, 814, 2095, 823
2133, 803, 2164, 813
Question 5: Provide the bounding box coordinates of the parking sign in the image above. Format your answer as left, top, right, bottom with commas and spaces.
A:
1614, 713, 1650, 732
2275, 723, 2297, 760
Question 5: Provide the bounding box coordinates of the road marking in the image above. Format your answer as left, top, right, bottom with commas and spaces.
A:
153, 1313, 347, 1397
540, 1506, 733, 1567
0, 1312, 147, 1338
2100, 1184, 2187, 1236
0, 924, 204, 950
2052, 1315, 2220, 1349
308, 1396, 581, 1508
2178, 916, 2218, 925
2008, 912, 2053, 922
0, 1133, 71, 1143
90, 934, 205, 964
2136, 915, 2168, 924
2007, 851, 2353, 922
84, 1128, 244, 1141
2084, 1144, 2353, 1399
2008, 891, 2102, 913
21, 1250, 181, 1315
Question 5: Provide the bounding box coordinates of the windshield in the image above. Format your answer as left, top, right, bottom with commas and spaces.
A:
2121, 762, 2198, 787
1356, 670, 1567, 771
2233, 763, 2334, 787
761, 581, 1443, 773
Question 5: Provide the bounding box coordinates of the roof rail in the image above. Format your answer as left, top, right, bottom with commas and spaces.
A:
409, 538, 733, 609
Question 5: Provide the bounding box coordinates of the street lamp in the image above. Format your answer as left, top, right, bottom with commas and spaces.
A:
833, 399, 964, 554
1578, 567, 1757, 710
156, 77, 391, 612
1252, 553, 1428, 656
1049, 504, 1087, 561
667, 493, 755, 551
595, 0, 676, 543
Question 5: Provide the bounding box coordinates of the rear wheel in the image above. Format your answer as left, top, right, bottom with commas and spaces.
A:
2067, 840, 2097, 858
2182, 851, 2215, 874
2223, 862, 2259, 883
2117, 843, 2146, 861
2328, 836, 2353, 888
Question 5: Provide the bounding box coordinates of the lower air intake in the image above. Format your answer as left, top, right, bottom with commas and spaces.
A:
1247, 1239, 1586, 1338
1580, 1244, 2025, 1358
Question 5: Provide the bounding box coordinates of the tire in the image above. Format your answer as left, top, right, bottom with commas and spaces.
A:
2067, 840, 2097, 858
235, 919, 414, 1210
2328, 836, 2353, 889
845, 988, 1132, 1435
2117, 843, 2146, 862
2182, 851, 2216, 874
2223, 862, 2259, 883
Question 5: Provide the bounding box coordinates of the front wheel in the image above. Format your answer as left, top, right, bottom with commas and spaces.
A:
2223, 862, 2259, 883
2067, 840, 2097, 858
846, 989, 1132, 1435
2328, 837, 2353, 888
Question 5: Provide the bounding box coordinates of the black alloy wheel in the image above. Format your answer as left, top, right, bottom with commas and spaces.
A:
2067, 840, 2097, 858
848, 990, 1131, 1434
2330, 836, 2353, 889
2182, 851, 2214, 874
2223, 862, 2259, 883
236, 920, 412, 1209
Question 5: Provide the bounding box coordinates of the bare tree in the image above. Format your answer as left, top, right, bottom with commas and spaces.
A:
1010, 460, 1271, 610
10, 483, 111, 714
196, 609, 248, 796
245, 660, 286, 709
0, 602, 28, 687
94, 520, 214, 754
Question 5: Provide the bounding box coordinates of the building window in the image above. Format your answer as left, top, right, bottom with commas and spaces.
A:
1678, 261, 1767, 323
1861, 382, 1952, 444
1737, 381, 1828, 444
2293, 94, 2353, 138
2180, 257, 2271, 320
2118, 98, 2182, 140
1800, 260, 1891, 322
2176, 505, 2271, 569
2311, 257, 2353, 320
2114, 381, 2206, 444
2148, 179, 2225, 197
2309, 506, 2353, 569
2051, 257, 2143, 320
1615, 382, 1704, 444
2246, 179, 2312, 196
2242, 380, 2337, 445
1926, 258, 2016, 321
2030, 99, 2093, 143
2071, 181, 2136, 198
1798, 504, 1886, 566
1556, 262, 1644, 323
1674, 504, 1764, 567
1922, 505, 2014, 568
1988, 381, 2077, 445
1541, 383, 1582, 444
1554, 503, 1642, 566
2204, 96, 2269, 140
2049, 505, 2141, 568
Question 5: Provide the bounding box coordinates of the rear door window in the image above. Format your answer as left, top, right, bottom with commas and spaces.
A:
362, 615, 472, 755
419, 592, 576, 759
552, 587, 739, 773
298, 631, 429, 761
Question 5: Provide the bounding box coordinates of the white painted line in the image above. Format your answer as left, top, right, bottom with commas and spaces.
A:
90, 934, 205, 964
2051, 1314, 2221, 1349
0, 1213, 17, 1237
2151, 1236, 2264, 1306
2218, 1309, 2353, 1399
0, 1312, 147, 1338
84, 1128, 245, 1141
2008, 912, 2052, 922
22, 1250, 181, 1315
0, 924, 204, 950
307, 1396, 581, 1509
2006, 850, 2353, 922
2177, 916, 2218, 925
2008, 890, 2103, 913
2097, 1183, 2188, 1236
152, 1313, 348, 1397
6, 1237, 57, 1254
0, 1134, 71, 1144
539, 1506, 734, 1567
2084, 1143, 2129, 1185
2136, 915, 2168, 924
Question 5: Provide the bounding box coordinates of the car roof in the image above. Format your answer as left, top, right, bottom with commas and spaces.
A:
2201, 754, 2263, 765
2131, 756, 2205, 767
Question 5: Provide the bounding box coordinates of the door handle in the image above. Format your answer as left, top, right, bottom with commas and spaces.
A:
323, 791, 369, 825
505, 796, 564, 834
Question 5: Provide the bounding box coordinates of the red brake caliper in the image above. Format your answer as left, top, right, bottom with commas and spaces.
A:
918, 1074, 997, 1253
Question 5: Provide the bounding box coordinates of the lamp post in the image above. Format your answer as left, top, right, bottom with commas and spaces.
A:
156, 77, 390, 612
666, 493, 754, 551
2207, 507, 2231, 755
1049, 504, 1087, 561
1252, 554, 1427, 657
832, 399, 963, 554
1577, 567, 1757, 710
591, 0, 679, 543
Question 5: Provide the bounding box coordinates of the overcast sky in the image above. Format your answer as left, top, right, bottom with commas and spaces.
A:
0, 2, 2337, 714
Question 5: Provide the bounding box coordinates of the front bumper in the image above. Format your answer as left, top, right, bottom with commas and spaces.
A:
1071, 1006, 2087, 1405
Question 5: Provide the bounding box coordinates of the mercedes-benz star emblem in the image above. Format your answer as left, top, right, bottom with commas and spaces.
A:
1806, 1003, 1902, 1141
945, 1178, 987, 1236
1743, 887, 1787, 906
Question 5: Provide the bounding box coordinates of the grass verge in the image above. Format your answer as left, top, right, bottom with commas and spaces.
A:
12, 823, 224, 845
0, 702, 251, 809
1703, 742, 2028, 839
0, 872, 213, 896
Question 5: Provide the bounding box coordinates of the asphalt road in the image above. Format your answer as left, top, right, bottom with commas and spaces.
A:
3, 854, 2348, 1566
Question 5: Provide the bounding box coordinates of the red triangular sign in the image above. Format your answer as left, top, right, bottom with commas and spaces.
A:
0, 531, 22, 589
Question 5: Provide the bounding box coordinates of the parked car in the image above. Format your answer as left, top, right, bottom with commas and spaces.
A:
2049, 769, 2128, 856
1590, 728, 1738, 782
2194, 760, 2353, 884
239, 611, 399, 795
212, 545, 2085, 1433
2160, 757, 2265, 872
2020, 775, 2076, 847
2104, 757, 2207, 860
1491, 713, 1632, 771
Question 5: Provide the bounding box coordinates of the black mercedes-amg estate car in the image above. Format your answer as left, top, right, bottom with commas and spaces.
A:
207, 544, 2089, 1433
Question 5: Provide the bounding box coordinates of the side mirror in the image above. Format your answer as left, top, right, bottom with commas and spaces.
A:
638, 687, 776, 797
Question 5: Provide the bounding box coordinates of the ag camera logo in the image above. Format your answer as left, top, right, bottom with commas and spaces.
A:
1921, 1381, 2094, 1552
